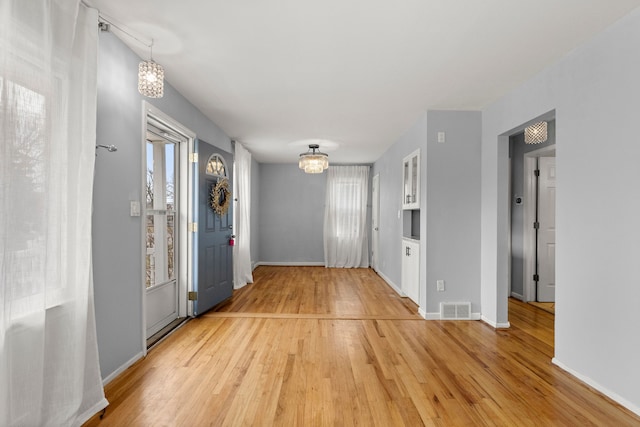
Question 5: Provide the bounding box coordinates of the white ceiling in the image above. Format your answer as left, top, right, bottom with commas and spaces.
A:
88, 0, 640, 164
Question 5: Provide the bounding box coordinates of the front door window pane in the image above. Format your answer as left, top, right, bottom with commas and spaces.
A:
145, 140, 177, 288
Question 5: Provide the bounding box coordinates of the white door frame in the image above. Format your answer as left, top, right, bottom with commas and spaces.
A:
523, 145, 556, 302
141, 102, 196, 354
372, 173, 380, 272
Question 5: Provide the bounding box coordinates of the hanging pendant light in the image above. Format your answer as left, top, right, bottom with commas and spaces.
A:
524, 121, 548, 144
299, 144, 329, 174
138, 40, 164, 98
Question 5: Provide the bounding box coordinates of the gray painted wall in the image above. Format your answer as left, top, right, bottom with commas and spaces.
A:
372, 113, 427, 294
372, 111, 481, 316
425, 111, 481, 315
482, 7, 640, 413
94, 32, 231, 379
509, 121, 555, 298
257, 164, 326, 263
250, 158, 260, 268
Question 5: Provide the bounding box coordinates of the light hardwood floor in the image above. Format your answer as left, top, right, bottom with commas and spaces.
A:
85, 266, 640, 426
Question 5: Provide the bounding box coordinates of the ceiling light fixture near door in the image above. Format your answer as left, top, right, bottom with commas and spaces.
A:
138, 40, 164, 98
524, 121, 548, 144
299, 144, 329, 174
97, 18, 165, 99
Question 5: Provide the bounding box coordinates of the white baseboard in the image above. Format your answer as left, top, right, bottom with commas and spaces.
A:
552, 358, 640, 417
510, 292, 524, 300
376, 270, 405, 297
234, 281, 250, 290
418, 308, 427, 319
102, 351, 144, 385
254, 261, 325, 267
481, 315, 510, 329
423, 312, 482, 321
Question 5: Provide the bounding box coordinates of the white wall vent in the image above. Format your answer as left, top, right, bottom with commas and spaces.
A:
440, 302, 471, 320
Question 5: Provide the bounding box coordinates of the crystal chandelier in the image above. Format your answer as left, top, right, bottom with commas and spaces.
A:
138, 41, 164, 98
524, 121, 548, 144
299, 144, 329, 174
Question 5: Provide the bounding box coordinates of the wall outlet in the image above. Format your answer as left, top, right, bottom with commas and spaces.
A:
437, 280, 445, 292
437, 132, 446, 143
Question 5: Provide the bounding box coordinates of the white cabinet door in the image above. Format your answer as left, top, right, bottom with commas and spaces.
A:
401, 238, 420, 304
402, 149, 420, 210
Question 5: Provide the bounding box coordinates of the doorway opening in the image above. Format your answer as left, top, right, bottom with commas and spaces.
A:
509, 118, 556, 317
142, 103, 195, 349
523, 147, 556, 306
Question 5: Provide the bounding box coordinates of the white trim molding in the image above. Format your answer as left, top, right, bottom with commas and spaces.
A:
376, 270, 405, 297
552, 358, 640, 417
482, 315, 511, 329
254, 261, 325, 267
425, 312, 482, 321
511, 292, 524, 300
102, 351, 144, 386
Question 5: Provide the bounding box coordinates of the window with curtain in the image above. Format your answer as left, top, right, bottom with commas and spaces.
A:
324, 166, 370, 268
0, 1, 107, 425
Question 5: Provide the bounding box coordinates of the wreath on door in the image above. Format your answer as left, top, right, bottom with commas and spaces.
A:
210, 178, 231, 215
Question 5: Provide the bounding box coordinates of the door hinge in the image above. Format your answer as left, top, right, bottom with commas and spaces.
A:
189, 152, 198, 163
533, 274, 539, 282
188, 291, 198, 301
189, 222, 198, 232
533, 222, 540, 229
534, 169, 540, 177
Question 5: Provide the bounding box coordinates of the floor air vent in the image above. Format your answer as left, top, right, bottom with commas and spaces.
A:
440, 302, 471, 320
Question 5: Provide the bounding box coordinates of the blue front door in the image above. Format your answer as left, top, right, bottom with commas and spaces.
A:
193, 139, 233, 315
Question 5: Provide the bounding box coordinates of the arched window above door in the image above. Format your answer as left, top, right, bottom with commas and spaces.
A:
206, 153, 228, 178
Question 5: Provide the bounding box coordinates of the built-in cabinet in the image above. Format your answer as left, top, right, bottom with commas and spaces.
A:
402, 149, 420, 210
402, 238, 420, 304
401, 148, 420, 306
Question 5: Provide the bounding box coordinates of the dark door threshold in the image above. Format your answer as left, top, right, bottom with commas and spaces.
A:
147, 317, 188, 349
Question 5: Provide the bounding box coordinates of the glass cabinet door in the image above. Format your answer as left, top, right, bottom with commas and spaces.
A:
403, 159, 411, 205
402, 149, 420, 209
411, 155, 418, 203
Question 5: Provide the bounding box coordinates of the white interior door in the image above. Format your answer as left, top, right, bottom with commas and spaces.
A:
537, 156, 556, 302
372, 174, 380, 272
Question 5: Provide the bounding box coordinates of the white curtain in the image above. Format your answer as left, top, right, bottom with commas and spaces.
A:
0, 1, 108, 426
233, 142, 253, 288
324, 166, 370, 268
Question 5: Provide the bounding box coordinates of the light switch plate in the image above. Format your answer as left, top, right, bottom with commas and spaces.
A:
130, 200, 141, 217
437, 280, 445, 292
437, 132, 446, 143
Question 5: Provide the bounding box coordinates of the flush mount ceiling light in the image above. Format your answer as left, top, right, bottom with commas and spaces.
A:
138, 40, 164, 98
299, 144, 329, 174
524, 121, 548, 144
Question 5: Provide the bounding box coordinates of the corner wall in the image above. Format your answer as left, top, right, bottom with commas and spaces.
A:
481, 7, 640, 413
372, 113, 427, 293
425, 111, 481, 316
94, 31, 231, 380
257, 164, 326, 264
250, 158, 261, 268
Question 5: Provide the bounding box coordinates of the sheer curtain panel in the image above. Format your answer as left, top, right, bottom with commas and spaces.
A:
0, 1, 108, 426
324, 166, 370, 268
233, 142, 253, 288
